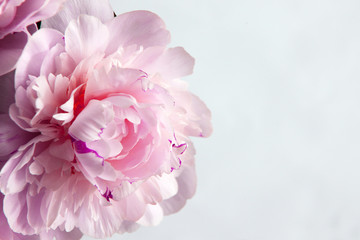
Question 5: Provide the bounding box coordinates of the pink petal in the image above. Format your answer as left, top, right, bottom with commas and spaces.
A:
39, 228, 82, 240
147, 47, 195, 80
0, 0, 66, 39
69, 99, 114, 142
0, 193, 40, 240
117, 192, 146, 222
0, 3, 16, 28
0, 31, 28, 75
106, 10, 170, 54
0, 144, 35, 194
65, 15, 109, 64
15, 28, 64, 89
4, 188, 36, 235
26, 189, 46, 232
39, 43, 66, 76
0, 71, 15, 114
77, 194, 124, 238
137, 204, 163, 226
171, 88, 213, 138
160, 161, 197, 215
0, 114, 34, 161
86, 139, 123, 159
75, 151, 105, 179
42, 0, 114, 33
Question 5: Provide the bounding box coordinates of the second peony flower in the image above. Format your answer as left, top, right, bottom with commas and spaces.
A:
0, 0, 212, 239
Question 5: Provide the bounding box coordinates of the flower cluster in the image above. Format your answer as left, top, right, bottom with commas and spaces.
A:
0, 0, 212, 239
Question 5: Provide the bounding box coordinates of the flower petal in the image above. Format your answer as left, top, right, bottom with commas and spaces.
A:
15, 28, 64, 89
69, 99, 114, 142
0, 193, 40, 240
106, 10, 170, 54
147, 47, 195, 80
42, 0, 114, 34
0, 114, 34, 163
160, 161, 197, 215
137, 204, 163, 226
0, 31, 28, 76
65, 15, 109, 64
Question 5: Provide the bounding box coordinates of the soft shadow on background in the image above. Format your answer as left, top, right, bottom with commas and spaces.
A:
85, 0, 360, 239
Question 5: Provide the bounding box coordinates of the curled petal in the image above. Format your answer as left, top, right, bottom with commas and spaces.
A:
15, 29, 64, 89
69, 99, 114, 142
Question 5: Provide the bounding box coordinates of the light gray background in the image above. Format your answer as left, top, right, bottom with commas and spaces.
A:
85, 0, 360, 239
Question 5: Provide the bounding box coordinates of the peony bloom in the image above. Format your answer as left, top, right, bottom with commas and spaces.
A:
0, 0, 66, 75
0, 0, 212, 239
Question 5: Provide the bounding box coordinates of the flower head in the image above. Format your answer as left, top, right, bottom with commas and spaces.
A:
0, 0, 212, 238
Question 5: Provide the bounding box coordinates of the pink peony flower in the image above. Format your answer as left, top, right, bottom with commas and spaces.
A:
0, 0, 66, 75
0, 0, 212, 239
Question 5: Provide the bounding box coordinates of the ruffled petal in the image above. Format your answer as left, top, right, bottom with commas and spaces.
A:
15, 28, 64, 89
77, 193, 124, 238
4, 188, 36, 235
69, 99, 114, 142
137, 204, 163, 226
65, 15, 109, 64
42, 0, 114, 34
169, 80, 213, 137
106, 10, 170, 54
0, 193, 40, 240
160, 160, 197, 215
0, 144, 35, 194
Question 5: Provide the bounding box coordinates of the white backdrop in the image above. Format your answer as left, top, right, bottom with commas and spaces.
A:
84, 0, 360, 239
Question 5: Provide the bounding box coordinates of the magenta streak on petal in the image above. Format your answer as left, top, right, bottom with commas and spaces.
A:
101, 187, 113, 202
172, 143, 187, 155
73, 140, 105, 166
169, 139, 187, 172
138, 69, 148, 79
138, 70, 150, 92
98, 128, 104, 138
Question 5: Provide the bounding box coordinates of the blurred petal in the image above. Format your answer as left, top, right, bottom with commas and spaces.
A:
0, 0, 66, 39
160, 162, 197, 215
0, 31, 28, 75
0, 71, 15, 114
